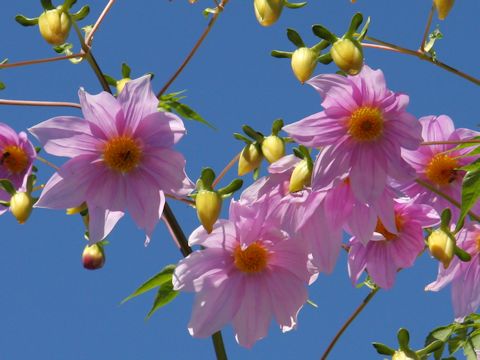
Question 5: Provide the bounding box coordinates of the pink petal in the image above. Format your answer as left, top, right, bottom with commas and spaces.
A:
452, 259, 480, 320
87, 206, 124, 244
420, 115, 454, 153
365, 243, 397, 289
347, 239, 368, 285
188, 220, 238, 251
425, 258, 461, 292
134, 111, 186, 148
307, 74, 359, 111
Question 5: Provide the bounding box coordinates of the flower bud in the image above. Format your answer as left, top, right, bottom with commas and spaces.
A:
195, 190, 222, 233
392, 351, 418, 360
116, 78, 131, 94
261, 135, 285, 163
238, 144, 263, 176
289, 159, 311, 192
428, 229, 455, 269
433, 0, 455, 20
82, 244, 105, 270
10, 192, 34, 224
291, 47, 318, 83
331, 38, 364, 75
254, 0, 284, 27
38, 8, 72, 45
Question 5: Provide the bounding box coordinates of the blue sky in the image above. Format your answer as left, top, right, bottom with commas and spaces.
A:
1, 1, 479, 359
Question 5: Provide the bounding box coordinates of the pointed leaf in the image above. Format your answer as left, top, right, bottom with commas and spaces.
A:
372, 342, 395, 356
456, 168, 480, 232
103, 74, 117, 86
168, 102, 215, 130
312, 25, 337, 43
286, 28, 305, 47
121, 63, 131, 78
0, 179, 16, 196
145, 281, 179, 319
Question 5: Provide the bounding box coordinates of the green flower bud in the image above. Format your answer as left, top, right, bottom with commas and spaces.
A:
82, 244, 105, 270
291, 47, 318, 83
238, 143, 263, 176
434, 0, 455, 20
331, 38, 364, 75
116, 78, 131, 94
261, 135, 285, 163
428, 228, 455, 269
195, 190, 222, 233
10, 192, 34, 224
254, 0, 284, 27
38, 8, 72, 45
289, 159, 311, 192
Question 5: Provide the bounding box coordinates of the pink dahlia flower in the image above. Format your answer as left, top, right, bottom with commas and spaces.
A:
402, 115, 479, 220
348, 198, 439, 289
0, 123, 36, 215
283, 65, 422, 203
173, 198, 310, 348
29, 76, 194, 244
426, 223, 480, 320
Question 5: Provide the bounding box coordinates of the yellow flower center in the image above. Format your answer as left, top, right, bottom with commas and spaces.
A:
375, 213, 404, 241
233, 242, 269, 274
347, 106, 384, 142
103, 136, 142, 173
1, 145, 29, 174
425, 153, 458, 186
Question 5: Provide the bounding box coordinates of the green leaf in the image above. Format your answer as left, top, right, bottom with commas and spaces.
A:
164, 101, 215, 130
346, 13, 364, 38
271, 50, 293, 59
103, 74, 117, 86
463, 338, 477, 360
145, 281, 178, 319
121, 264, 176, 304
312, 25, 337, 43
41, 0, 54, 10
71, 5, 90, 21
460, 158, 480, 172
357, 16, 371, 41
450, 137, 480, 152
372, 342, 395, 356
286, 28, 305, 47
15, 14, 39, 26
284, 1, 307, 9
456, 168, 480, 232
0, 179, 16, 196
121, 63, 131, 78
0, 82, 5, 90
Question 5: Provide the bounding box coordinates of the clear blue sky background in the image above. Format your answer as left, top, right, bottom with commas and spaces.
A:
1, 1, 479, 359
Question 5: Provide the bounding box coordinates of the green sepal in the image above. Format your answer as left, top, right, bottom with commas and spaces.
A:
0, 82, 5, 90
293, 147, 304, 159
372, 342, 395, 356
253, 167, 260, 180
242, 125, 264, 143
455, 167, 480, 232
233, 133, 252, 144
121, 264, 176, 304
103, 74, 117, 86
284, 1, 307, 9
440, 208, 452, 230
272, 119, 284, 135
397, 328, 411, 350
417, 340, 444, 357
345, 12, 364, 38
271, 50, 293, 59
286, 28, 305, 48
311, 40, 330, 53
145, 281, 178, 319
71, 5, 90, 21
197, 168, 216, 190
218, 179, 243, 196
357, 16, 371, 41
121, 62, 131, 78
454, 245, 472, 262
62, 0, 78, 11
317, 53, 333, 65
0, 200, 10, 207
312, 24, 337, 43
15, 14, 39, 26
41, 0, 55, 10
26, 174, 36, 193
0, 179, 16, 196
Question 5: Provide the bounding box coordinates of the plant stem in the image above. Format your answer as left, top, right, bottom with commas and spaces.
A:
419, 4, 434, 52
212, 331, 228, 360
421, 140, 480, 146
85, 0, 116, 47
320, 287, 380, 360
0, 53, 86, 70
212, 151, 241, 188
36, 156, 60, 171
0, 99, 81, 108
157, 0, 230, 98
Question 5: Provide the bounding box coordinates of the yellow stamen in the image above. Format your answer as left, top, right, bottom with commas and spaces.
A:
233, 242, 269, 274
103, 136, 142, 173
375, 213, 404, 241
347, 106, 384, 142
1, 145, 29, 174
425, 153, 458, 186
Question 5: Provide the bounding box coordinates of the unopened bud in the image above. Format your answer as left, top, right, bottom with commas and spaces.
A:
116, 78, 131, 94
38, 8, 72, 46
10, 192, 34, 224
291, 47, 318, 83
261, 135, 285, 163
82, 244, 105, 270
331, 38, 364, 75
428, 229, 455, 269
433, 0, 455, 20
195, 190, 222, 233
392, 351, 418, 360
254, 0, 284, 27
289, 159, 311, 192
238, 144, 263, 176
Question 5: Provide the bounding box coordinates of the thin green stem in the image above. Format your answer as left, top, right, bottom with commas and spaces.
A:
320, 287, 380, 360
212, 331, 228, 360
419, 4, 434, 52
0, 53, 86, 70
421, 140, 480, 146
36, 156, 60, 171
0, 99, 81, 108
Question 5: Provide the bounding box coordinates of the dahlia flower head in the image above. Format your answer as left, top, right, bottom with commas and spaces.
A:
283, 65, 422, 204
173, 192, 311, 348
426, 223, 480, 320
0, 123, 36, 215
29, 76, 194, 244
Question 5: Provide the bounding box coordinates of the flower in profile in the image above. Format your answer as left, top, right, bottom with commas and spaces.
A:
426, 223, 480, 320
0, 123, 36, 215
283, 65, 422, 203
402, 115, 479, 221
348, 198, 439, 289
173, 197, 310, 348
29, 76, 194, 244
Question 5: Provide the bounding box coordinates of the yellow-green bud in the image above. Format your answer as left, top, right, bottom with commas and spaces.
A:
331, 38, 364, 75
116, 78, 131, 94
291, 47, 318, 84
392, 350, 418, 360
254, 0, 284, 27
238, 144, 263, 176
195, 190, 222, 233
10, 192, 34, 224
82, 244, 105, 270
434, 0, 455, 20
428, 229, 455, 269
261, 135, 285, 163
66, 202, 87, 215
289, 159, 311, 192
38, 8, 72, 46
